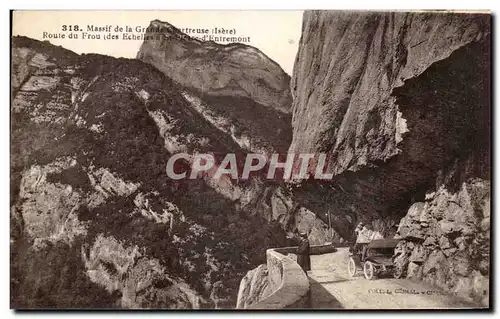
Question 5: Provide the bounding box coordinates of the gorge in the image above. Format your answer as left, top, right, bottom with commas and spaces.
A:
10, 10, 491, 309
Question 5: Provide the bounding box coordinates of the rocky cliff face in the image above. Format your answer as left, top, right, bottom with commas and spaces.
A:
137, 20, 292, 154
290, 11, 489, 173
394, 176, 490, 306
134, 17, 331, 243
138, 20, 292, 113
10, 36, 298, 309
287, 11, 490, 305
289, 12, 489, 230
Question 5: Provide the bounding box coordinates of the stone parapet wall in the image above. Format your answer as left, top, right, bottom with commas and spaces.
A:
247, 243, 335, 309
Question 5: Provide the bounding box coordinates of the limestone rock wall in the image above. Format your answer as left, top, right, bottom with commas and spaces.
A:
290, 11, 489, 174
395, 177, 490, 306
288, 10, 490, 247
137, 20, 293, 154
138, 20, 292, 113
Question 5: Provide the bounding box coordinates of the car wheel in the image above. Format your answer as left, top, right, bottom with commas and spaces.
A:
364, 261, 375, 280
348, 257, 357, 277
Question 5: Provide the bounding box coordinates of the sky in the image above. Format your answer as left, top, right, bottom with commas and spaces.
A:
12, 10, 304, 75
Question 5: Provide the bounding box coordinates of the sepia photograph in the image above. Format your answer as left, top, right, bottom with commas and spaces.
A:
9, 9, 491, 310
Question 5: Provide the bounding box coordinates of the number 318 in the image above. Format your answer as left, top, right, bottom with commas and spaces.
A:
62, 25, 80, 31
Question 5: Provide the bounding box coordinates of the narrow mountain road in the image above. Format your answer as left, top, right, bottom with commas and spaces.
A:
307, 248, 475, 309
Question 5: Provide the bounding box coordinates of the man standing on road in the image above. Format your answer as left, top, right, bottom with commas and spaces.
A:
297, 232, 311, 273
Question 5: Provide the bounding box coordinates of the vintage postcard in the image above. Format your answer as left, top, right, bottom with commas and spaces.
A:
10, 10, 491, 310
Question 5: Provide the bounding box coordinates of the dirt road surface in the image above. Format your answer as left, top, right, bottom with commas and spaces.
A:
307, 248, 477, 309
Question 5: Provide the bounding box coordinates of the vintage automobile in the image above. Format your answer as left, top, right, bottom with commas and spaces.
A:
347, 238, 402, 280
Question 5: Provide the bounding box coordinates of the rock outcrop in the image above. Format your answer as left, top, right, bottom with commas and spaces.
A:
394, 171, 490, 305
82, 234, 203, 308
137, 20, 292, 154
138, 20, 292, 113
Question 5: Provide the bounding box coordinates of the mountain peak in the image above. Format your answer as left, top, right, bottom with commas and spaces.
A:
137, 20, 292, 113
